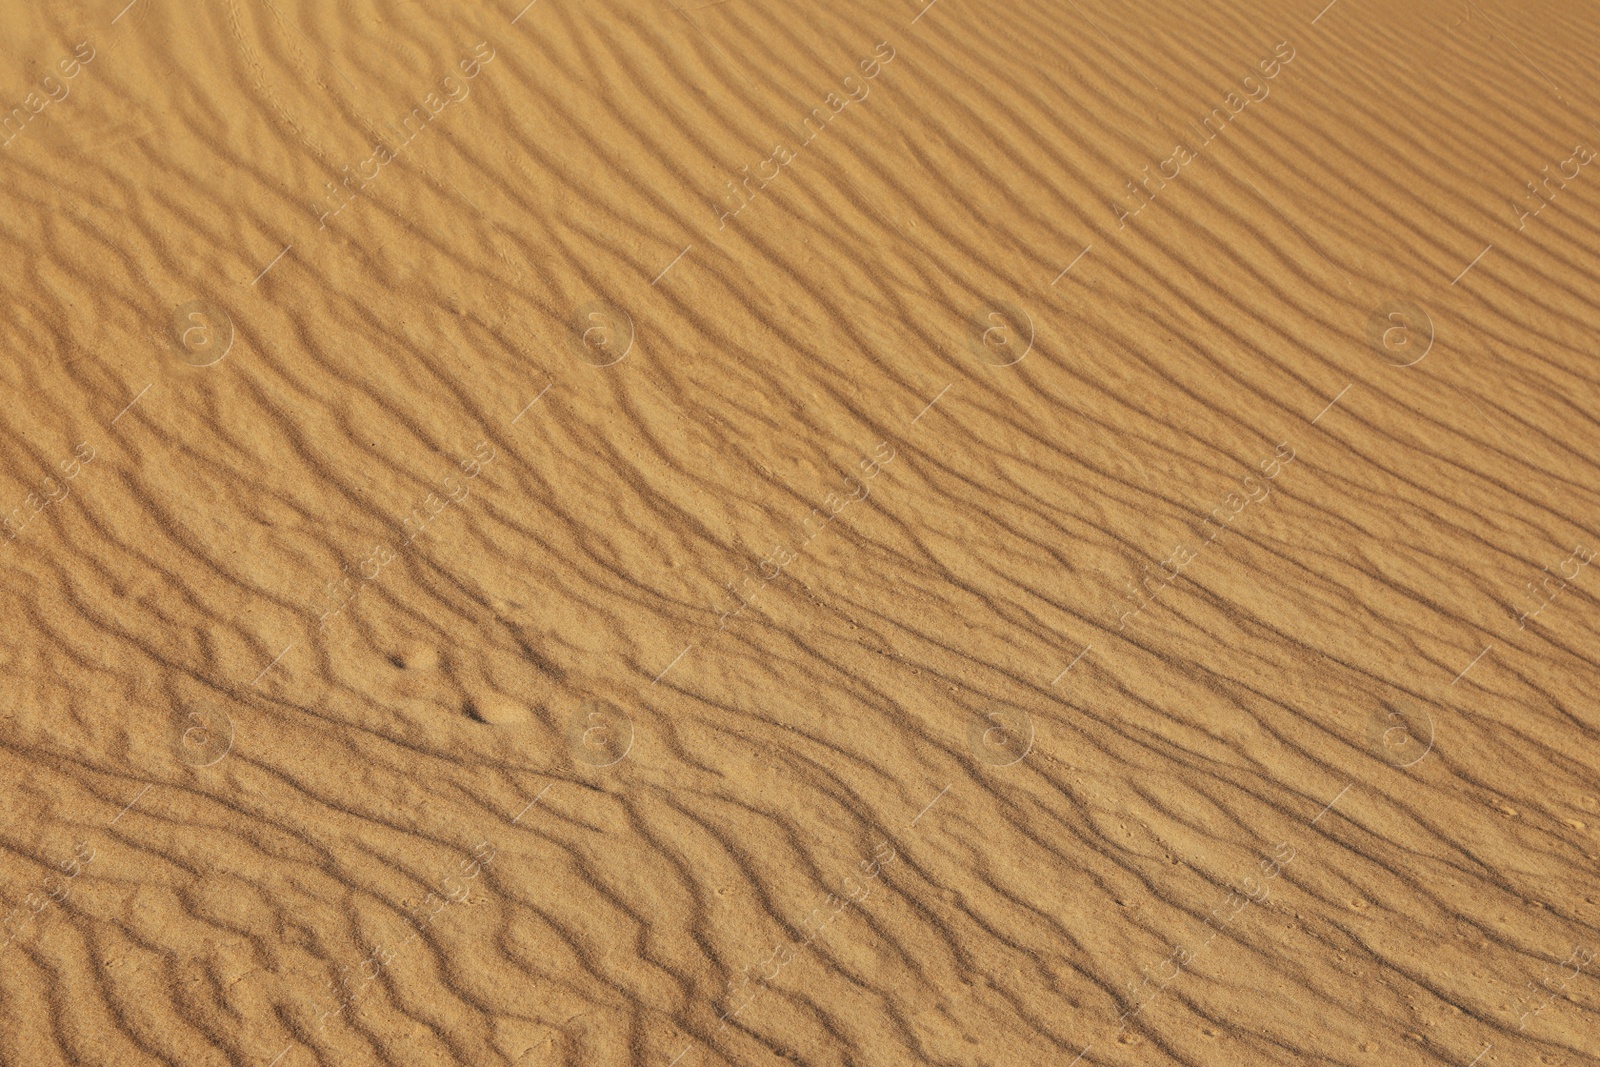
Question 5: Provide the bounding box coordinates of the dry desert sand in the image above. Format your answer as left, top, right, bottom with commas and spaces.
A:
1, 0, 1599, 1065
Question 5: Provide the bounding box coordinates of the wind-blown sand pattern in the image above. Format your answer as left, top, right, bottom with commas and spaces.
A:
1, 0, 1598, 1064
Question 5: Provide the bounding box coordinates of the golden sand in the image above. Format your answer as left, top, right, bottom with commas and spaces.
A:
1, 0, 1598, 1064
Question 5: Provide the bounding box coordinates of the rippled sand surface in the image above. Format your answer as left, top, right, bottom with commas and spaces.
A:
2, 0, 1599, 1064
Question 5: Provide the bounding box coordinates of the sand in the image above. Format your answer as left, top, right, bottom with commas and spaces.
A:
1, 0, 1598, 1064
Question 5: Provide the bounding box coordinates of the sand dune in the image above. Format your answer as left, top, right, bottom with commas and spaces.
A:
1, 0, 1598, 1064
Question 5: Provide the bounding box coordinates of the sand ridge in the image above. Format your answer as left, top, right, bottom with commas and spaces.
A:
0, 0, 1598, 1065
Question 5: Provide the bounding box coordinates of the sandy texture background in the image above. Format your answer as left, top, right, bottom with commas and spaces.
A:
1, 0, 1598, 1064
